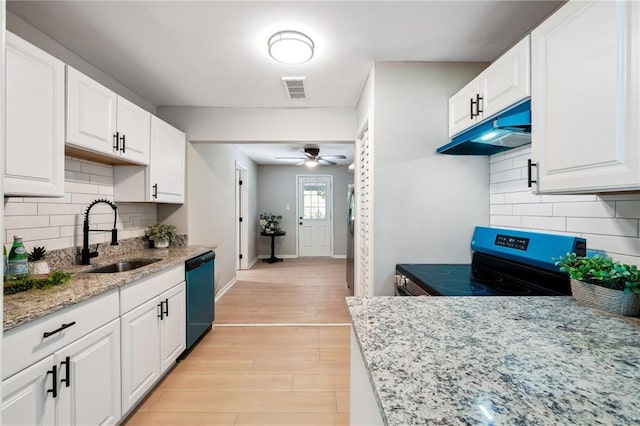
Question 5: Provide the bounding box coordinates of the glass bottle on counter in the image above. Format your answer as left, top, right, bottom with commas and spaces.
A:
7, 236, 28, 280
3, 245, 7, 279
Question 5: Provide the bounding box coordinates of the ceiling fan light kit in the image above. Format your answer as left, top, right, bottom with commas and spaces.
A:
275, 146, 348, 167
268, 30, 314, 65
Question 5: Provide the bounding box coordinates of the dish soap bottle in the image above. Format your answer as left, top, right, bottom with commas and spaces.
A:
8, 236, 28, 280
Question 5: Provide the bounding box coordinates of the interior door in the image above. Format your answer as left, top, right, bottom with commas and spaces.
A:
298, 175, 332, 257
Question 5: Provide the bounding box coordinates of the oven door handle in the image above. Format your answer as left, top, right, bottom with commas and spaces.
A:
396, 285, 413, 296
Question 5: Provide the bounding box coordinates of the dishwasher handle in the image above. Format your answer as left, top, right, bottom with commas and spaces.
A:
186, 251, 215, 271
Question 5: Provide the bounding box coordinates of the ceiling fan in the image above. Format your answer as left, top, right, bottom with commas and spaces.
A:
276, 147, 347, 167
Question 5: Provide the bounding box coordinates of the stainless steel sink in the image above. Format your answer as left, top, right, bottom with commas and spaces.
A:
86, 259, 161, 273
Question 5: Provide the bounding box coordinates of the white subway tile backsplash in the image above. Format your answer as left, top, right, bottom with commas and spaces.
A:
3, 157, 158, 249
38, 203, 83, 215
521, 216, 566, 231
4, 216, 50, 230
490, 204, 513, 215
4, 203, 38, 216
616, 201, 640, 219
513, 203, 553, 216
553, 201, 616, 218
490, 168, 521, 184
489, 146, 640, 265
490, 215, 522, 227
503, 191, 541, 204
567, 217, 638, 237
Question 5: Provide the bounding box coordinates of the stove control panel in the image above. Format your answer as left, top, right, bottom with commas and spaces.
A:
495, 234, 529, 251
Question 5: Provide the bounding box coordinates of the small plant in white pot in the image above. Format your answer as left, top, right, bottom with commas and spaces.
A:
144, 224, 177, 249
28, 246, 50, 275
556, 252, 640, 316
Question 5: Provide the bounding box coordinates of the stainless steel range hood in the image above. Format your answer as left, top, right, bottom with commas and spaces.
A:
437, 100, 531, 155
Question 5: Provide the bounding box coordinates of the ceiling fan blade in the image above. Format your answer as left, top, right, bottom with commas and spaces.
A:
304, 152, 313, 158
276, 156, 307, 160
318, 158, 337, 165
296, 160, 307, 166
319, 155, 347, 160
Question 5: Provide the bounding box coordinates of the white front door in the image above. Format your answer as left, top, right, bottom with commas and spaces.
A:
297, 175, 333, 257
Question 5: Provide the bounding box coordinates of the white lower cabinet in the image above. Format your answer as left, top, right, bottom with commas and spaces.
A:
121, 281, 186, 414
1, 319, 121, 426
2, 355, 56, 426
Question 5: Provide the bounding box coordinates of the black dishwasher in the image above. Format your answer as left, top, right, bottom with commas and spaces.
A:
184, 251, 215, 351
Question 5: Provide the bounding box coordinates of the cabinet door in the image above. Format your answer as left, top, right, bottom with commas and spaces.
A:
5, 32, 65, 197
448, 78, 479, 137
66, 66, 118, 156
481, 35, 530, 118
531, 1, 640, 193
159, 282, 186, 373
149, 116, 186, 203
120, 298, 161, 414
2, 355, 56, 426
56, 319, 121, 426
117, 96, 151, 165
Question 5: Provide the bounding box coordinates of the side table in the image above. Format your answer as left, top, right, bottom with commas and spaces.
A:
260, 230, 286, 263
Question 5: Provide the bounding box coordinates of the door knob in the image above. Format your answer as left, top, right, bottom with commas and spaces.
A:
299, 222, 303, 225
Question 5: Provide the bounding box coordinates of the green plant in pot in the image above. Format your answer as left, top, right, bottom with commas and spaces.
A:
144, 224, 177, 249
27, 246, 50, 275
555, 252, 640, 316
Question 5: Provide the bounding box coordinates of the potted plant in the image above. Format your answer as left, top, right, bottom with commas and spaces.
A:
144, 224, 177, 249
259, 213, 283, 233
556, 252, 640, 316
28, 246, 50, 275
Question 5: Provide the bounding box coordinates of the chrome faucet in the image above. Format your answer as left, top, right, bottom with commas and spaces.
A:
81, 199, 119, 265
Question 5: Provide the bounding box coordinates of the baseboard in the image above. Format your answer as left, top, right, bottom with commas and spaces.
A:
332, 254, 347, 259
215, 277, 237, 302
248, 257, 259, 269
257, 254, 298, 259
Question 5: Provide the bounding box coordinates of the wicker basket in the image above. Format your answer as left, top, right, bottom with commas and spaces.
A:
570, 279, 640, 317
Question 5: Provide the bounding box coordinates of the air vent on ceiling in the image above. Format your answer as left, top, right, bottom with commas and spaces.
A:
282, 77, 306, 100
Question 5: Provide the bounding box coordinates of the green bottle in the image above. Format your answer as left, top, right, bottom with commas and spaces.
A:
3, 245, 7, 279
8, 236, 28, 279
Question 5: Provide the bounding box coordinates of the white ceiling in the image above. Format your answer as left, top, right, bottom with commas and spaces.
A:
233, 142, 354, 165
7, 0, 563, 109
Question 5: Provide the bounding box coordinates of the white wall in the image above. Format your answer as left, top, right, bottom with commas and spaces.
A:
490, 145, 640, 266
369, 62, 490, 296
256, 165, 351, 257
179, 143, 258, 292
4, 157, 157, 252
157, 107, 356, 142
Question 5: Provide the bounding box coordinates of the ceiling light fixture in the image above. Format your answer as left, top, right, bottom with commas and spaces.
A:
305, 158, 319, 168
268, 30, 314, 65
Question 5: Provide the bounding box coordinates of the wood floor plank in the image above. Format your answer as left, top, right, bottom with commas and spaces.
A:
125, 411, 238, 425
161, 374, 293, 392
125, 258, 351, 425
147, 390, 337, 414
234, 413, 349, 426
292, 375, 350, 392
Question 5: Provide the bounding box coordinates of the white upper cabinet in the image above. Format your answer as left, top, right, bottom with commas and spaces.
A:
114, 116, 186, 204
531, 0, 640, 193
149, 116, 186, 203
5, 32, 65, 197
448, 36, 531, 138
66, 66, 118, 156
67, 66, 150, 165
116, 96, 151, 165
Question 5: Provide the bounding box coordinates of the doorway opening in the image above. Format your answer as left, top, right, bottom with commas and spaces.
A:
235, 161, 249, 270
296, 175, 333, 257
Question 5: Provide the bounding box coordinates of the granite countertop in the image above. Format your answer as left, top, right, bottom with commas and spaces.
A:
4, 245, 214, 331
347, 296, 640, 425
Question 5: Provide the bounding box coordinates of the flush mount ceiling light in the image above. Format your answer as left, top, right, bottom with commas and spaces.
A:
268, 30, 314, 64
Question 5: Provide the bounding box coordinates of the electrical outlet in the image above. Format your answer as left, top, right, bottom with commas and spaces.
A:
286, 204, 290, 210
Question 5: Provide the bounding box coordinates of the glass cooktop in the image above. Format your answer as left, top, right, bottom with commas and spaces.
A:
396, 263, 562, 296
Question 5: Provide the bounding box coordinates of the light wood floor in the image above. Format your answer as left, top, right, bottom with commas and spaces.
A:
125, 258, 351, 426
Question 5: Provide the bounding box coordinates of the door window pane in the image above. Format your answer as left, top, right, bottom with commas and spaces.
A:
302, 183, 327, 220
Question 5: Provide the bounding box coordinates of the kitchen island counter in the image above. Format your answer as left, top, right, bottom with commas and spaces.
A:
347, 296, 640, 425
4, 245, 214, 331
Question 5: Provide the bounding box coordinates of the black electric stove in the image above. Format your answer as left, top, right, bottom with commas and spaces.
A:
395, 227, 587, 297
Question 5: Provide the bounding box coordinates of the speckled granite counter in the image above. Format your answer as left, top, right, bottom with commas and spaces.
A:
347, 296, 640, 425
4, 245, 214, 331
